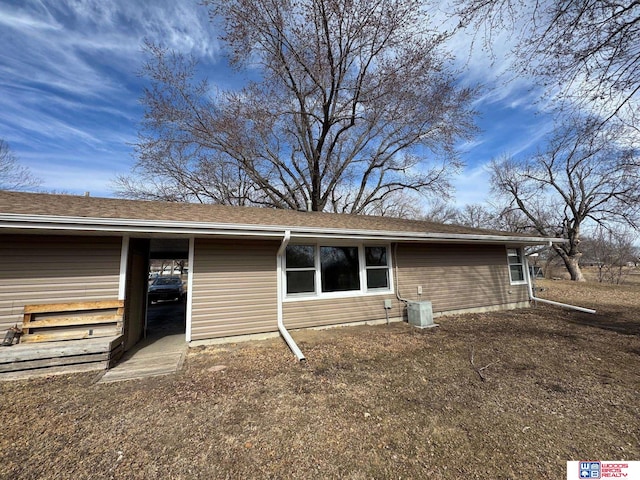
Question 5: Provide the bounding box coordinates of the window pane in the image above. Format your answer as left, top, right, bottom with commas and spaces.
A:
320, 246, 360, 292
510, 265, 524, 282
286, 245, 315, 268
507, 249, 521, 264
286, 271, 315, 294
365, 246, 387, 266
508, 256, 522, 265
366, 269, 389, 289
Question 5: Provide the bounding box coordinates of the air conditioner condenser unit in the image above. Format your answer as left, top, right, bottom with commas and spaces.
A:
407, 300, 438, 329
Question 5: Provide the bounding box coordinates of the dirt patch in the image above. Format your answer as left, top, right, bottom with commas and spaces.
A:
1, 280, 638, 479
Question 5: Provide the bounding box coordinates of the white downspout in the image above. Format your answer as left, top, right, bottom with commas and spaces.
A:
277, 230, 306, 361
185, 236, 195, 343
524, 253, 596, 314
393, 243, 410, 304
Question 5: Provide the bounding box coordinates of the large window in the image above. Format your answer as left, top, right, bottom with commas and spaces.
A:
284, 243, 392, 297
507, 248, 526, 284
321, 246, 360, 292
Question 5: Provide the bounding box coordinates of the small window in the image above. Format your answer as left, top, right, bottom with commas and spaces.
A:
507, 248, 526, 283
286, 245, 316, 294
321, 246, 360, 292
365, 246, 389, 289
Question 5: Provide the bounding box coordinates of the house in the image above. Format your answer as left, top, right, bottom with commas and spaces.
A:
0, 191, 562, 364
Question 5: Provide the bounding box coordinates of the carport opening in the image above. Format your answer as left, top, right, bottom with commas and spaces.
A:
145, 239, 189, 340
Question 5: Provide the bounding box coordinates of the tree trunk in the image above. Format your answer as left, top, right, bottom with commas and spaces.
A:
563, 255, 585, 281
553, 245, 586, 281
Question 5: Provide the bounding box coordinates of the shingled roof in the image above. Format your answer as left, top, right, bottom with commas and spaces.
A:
0, 190, 558, 244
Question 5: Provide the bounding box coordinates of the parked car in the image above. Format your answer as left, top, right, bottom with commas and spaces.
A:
148, 276, 185, 304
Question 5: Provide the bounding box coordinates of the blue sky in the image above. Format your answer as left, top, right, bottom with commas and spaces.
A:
0, 0, 553, 207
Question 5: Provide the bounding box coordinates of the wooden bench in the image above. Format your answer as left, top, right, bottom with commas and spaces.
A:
21, 300, 124, 343
0, 300, 125, 380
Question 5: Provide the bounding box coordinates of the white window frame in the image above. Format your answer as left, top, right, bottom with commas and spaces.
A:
507, 247, 527, 285
363, 245, 392, 293
284, 245, 317, 295
284, 242, 394, 301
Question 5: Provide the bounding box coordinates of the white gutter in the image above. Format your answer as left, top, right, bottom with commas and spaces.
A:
524, 254, 596, 314
0, 213, 564, 245
276, 230, 306, 361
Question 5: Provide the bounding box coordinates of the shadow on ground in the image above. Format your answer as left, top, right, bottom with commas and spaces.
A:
146, 300, 186, 338
566, 311, 640, 336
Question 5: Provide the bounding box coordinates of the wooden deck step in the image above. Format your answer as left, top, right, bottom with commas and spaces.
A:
0, 335, 123, 380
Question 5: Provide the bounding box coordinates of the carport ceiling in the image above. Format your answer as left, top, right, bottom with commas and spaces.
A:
149, 238, 189, 259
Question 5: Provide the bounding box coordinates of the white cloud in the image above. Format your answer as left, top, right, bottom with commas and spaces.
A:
0, 7, 62, 31
21, 146, 135, 193
0, 0, 224, 194
457, 138, 485, 153
0, 1, 221, 97
451, 163, 492, 207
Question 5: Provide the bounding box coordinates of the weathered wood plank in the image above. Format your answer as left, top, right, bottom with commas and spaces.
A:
0, 352, 110, 373
22, 313, 32, 335
19, 301, 124, 345
24, 300, 124, 314
0, 362, 107, 381
20, 328, 121, 343
108, 335, 125, 351
108, 343, 124, 368
22, 314, 121, 329
0, 336, 122, 363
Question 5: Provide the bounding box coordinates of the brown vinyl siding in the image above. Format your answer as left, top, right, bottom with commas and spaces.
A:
190, 238, 279, 340
0, 234, 122, 331
395, 243, 528, 312
282, 243, 526, 329
283, 294, 399, 330
190, 240, 526, 341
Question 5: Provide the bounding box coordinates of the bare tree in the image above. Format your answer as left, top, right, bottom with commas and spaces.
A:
358, 191, 426, 219
0, 139, 41, 191
117, 0, 476, 212
490, 116, 640, 281
421, 198, 460, 224
581, 226, 638, 284
453, 202, 535, 232
455, 203, 496, 229
455, 0, 640, 131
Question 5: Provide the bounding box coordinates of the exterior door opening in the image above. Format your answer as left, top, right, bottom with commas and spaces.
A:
145, 239, 189, 341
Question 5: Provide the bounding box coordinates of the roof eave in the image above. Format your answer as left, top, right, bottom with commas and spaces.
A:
0, 213, 566, 245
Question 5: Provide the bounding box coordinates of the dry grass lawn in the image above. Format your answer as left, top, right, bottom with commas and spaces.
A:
1, 274, 639, 479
